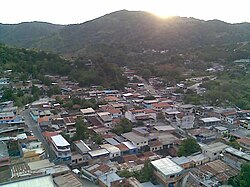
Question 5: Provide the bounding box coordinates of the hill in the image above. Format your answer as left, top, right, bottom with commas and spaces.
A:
0, 44, 126, 89
2, 10, 250, 63
0, 22, 64, 48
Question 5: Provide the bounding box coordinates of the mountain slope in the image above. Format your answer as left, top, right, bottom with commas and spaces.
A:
2, 10, 250, 60
32, 10, 250, 53
0, 22, 64, 48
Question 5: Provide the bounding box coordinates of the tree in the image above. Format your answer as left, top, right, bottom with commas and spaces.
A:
112, 118, 133, 135
229, 162, 250, 187
178, 138, 201, 156
73, 119, 89, 141
92, 133, 103, 145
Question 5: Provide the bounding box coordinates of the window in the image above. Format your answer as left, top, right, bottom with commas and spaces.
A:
79, 158, 82, 161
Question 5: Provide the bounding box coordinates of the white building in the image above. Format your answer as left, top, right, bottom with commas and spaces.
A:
176, 113, 195, 129
80, 108, 96, 117
97, 112, 113, 127
125, 109, 156, 123
51, 135, 71, 162
151, 157, 184, 187
100, 144, 121, 159
201, 142, 229, 161
121, 132, 148, 148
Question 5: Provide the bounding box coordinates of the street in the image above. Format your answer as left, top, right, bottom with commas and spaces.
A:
22, 109, 56, 161
134, 75, 157, 95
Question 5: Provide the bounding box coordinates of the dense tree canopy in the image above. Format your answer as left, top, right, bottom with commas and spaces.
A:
229, 162, 250, 187
178, 138, 201, 157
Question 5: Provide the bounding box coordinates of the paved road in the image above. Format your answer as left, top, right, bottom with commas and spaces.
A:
134, 75, 157, 95
22, 109, 56, 161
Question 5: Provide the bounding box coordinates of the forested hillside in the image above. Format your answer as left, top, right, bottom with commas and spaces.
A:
2, 10, 250, 64
0, 44, 126, 89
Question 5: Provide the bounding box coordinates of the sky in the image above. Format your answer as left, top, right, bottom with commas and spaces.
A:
1, 0, 250, 25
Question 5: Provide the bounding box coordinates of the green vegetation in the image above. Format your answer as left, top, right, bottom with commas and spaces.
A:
178, 138, 201, 157
0, 44, 127, 92
73, 119, 89, 141
118, 160, 154, 183
201, 64, 250, 109
229, 162, 250, 187
111, 118, 133, 135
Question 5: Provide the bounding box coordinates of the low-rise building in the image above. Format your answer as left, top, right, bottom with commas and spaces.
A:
151, 157, 184, 187
125, 109, 156, 123
237, 137, 250, 151
97, 112, 113, 127
51, 135, 71, 162
0, 141, 10, 168
171, 156, 193, 169
98, 171, 126, 187
176, 113, 194, 129
222, 147, 250, 170
100, 144, 121, 158
187, 153, 209, 166
121, 132, 148, 148
200, 117, 221, 126
201, 142, 229, 161
80, 107, 96, 117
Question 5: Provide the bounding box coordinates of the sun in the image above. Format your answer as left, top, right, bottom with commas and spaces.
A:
146, 4, 177, 19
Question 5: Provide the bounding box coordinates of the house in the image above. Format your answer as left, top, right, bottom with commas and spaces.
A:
239, 117, 250, 130
115, 143, 130, 155
178, 104, 194, 113
98, 171, 127, 187
171, 156, 193, 169
176, 112, 194, 129
100, 144, 121, 159
38, 116, 50, 131
88, 149, 110, 164
188, 128, 216, 143
0, 141, 10, 168
80, 107, 96, 117
164, 109, 180, 123
151, 157, 184, 187
122, 141, 139, 154
143, 99, 158, 108
0, 111, 24, 125
50, 135, 71, 162
222, 147, 250, 170
97, 112, 113, 127
220, 110, 237, 125
0, 101, 14, 109
53, 172, 83, 187
157, 133, 179, 149
42, 131, 60, 143
153, 125, 175, 133
21, 140, 45, 163
125, 109, 156, 123
200, 117, 221, 126
132, 127, 149, 137
201, 142, 229, 161
0, 78, 9, 86
190, 160, 239, 186
121, 132, 148, 148
0, 175, 55, 187
149, 140, 163, 152
187, 153, 209, 166
152, 102, 171, 112
237, 137, 250, 151
73, 140, 91, 164
82, 163, 112, 182
104, 96, 119, 102
106, 108, 122, 119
